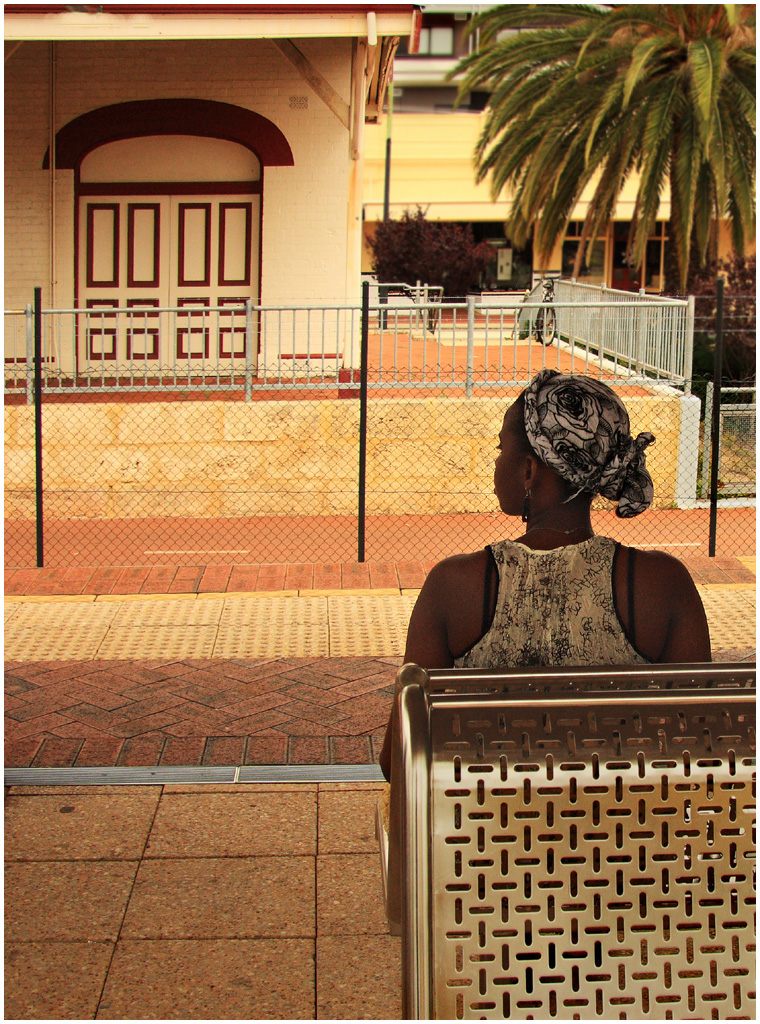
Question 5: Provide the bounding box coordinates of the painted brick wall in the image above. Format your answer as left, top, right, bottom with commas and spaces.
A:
5, 38, 356, 312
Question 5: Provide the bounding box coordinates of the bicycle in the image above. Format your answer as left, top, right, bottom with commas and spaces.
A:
513, 277, 558, 346
534, 276, 558, 345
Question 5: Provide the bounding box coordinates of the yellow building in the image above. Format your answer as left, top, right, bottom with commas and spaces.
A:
362, 4, 751, 294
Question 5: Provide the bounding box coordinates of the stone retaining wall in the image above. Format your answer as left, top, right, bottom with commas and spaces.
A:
4, 393, 687, 520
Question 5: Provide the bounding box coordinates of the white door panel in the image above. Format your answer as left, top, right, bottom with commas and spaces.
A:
78, 193, 259, 372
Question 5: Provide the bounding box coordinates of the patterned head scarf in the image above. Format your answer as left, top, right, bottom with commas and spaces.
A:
523, 369, 655, 518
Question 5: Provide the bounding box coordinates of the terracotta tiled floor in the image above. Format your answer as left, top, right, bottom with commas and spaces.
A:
4, 781, 399, 1020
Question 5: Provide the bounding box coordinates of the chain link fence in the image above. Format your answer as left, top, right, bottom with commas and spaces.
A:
5, 288, 755, 568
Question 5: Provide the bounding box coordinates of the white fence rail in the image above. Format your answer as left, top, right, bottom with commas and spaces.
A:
517, 279, 694, 386
5, 287, 693, 400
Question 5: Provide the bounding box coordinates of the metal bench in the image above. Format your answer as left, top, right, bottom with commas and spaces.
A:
380, 662, 756, 1020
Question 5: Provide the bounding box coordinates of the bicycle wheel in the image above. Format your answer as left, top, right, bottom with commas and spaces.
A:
541, 306, 558, 346
536, 306, 558, 346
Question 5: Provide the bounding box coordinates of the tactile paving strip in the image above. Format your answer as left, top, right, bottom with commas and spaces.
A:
10, 601, 120, 629
328, 594, 417, 657
6, 629, 106, 661
96, 625, 218, 659
111, 598, 225, 628
214, 596, 328, 658
3, 588, 755, 662
698, 587, 756, 649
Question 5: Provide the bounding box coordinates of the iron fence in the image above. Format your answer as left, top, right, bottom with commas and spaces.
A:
4, 285, 755, 569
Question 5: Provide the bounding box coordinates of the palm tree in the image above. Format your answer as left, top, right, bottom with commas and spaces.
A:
453, 4, 756, 290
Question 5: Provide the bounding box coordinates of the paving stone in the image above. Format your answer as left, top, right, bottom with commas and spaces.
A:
98, 938, 315, 1021
117, 736, 165, 766
159, 737, 206, 766
318, 789, 381, 855
328, 735, 373, 765
31, 737, 84, 768
202, 735, 246, 765
244, 731, 288, 765
5, 862, 138, 941
121, 857, 315, 939
288, 735, 329, 763
5, 941, 115, 1020
4, 736, 44, 767
74, 736, 124, 767
316, 854, 388, 936
144, 790, 316, 858
5, 791, 160, 860
316, 935, 401, 1021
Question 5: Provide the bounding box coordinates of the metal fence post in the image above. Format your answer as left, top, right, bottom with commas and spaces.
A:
25, 302, 34, 406
466, 295, 476, 399
708, 278, 725, 558
358, 280, 369, 562
683, 295, 695, 394
33, 287, 44, 567
244, 299, 253, 402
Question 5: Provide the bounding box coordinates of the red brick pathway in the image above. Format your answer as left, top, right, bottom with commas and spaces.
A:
4, 556, 754, 597
5, 656, 400, 769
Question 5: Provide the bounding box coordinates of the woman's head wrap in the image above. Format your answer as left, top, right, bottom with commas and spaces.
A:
523, 369, 655, 518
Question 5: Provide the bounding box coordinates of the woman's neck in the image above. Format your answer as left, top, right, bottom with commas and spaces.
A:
520, 504, 594, 549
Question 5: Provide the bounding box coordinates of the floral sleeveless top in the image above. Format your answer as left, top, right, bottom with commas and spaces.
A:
455, 536, 649, 668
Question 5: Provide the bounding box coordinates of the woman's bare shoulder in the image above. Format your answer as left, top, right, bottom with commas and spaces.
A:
422, 549, 491, 597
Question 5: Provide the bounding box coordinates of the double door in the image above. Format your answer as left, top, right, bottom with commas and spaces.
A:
78, 193, 259, 370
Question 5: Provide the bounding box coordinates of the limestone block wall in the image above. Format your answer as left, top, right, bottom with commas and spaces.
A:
5, 392, 687, 522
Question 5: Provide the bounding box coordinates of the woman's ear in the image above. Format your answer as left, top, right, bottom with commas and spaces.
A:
523, 453, 541, 489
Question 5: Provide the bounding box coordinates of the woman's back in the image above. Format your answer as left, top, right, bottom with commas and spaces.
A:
455, 536, 648, 668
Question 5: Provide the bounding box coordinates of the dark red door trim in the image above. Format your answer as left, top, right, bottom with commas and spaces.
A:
44, 99, 294, 170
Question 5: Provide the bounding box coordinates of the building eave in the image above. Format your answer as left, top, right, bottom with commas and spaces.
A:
4, 4, 420, 42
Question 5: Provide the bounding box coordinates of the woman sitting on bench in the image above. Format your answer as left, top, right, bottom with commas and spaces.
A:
380, 369, 711, 781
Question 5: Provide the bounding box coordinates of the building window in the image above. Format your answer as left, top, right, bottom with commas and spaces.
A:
644, 221, 668, 292
562, 221, 606, 284
417, 25, 455, 56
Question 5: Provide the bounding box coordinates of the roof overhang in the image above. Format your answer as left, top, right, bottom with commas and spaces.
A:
4, 4, 420, 43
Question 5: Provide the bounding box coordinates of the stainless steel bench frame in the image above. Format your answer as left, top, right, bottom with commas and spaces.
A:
383, 662, 756, 1020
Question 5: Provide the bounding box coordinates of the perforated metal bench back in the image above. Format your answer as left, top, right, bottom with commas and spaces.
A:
426, 687, 756, 1020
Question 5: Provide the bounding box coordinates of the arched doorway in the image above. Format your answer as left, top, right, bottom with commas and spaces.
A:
46, 99, 293, 372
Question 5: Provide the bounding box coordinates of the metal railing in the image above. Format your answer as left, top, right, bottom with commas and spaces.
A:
5, 286, 694, 401
702, 383, 757, 498
516, 279, 694, 386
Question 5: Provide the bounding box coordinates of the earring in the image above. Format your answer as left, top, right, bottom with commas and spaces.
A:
521, 488, 531, 523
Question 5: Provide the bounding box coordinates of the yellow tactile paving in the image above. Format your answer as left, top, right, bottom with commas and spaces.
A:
10, 601, 121, 630
3, 588, 756, 662
327, 595, 417, 657
7, 629, 107, 661
111, 598, 225, 628
696, 587, 756, 650
737, 556, 756, 575
214, 596, 328, 658
96, 626, 218, 660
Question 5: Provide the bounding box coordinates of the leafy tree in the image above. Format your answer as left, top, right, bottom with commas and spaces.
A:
368, 207, 495, 298
689, 252, 756, 382
453, 4, 756, 290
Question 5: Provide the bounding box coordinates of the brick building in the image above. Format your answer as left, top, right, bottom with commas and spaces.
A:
4, 3, 419, 367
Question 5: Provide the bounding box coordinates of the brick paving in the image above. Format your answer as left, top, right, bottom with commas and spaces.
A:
5, 557, 754, 769
4, 556, 754, 597
5, 656, 399, 769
